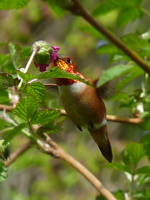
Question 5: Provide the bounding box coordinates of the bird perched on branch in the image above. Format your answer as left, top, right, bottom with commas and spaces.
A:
51, 55, 113, 162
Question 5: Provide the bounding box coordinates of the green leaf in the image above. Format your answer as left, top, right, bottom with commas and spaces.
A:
25, 82, 46, 103
45, 0, 69, 17
114, 190, 125, 200
135, 166, 150, 175
13, 96, 39, 121
141, 133, 150, 160
0, 0, 29, 9
21, 46, 31, 59
96, 44, 118, 55
106, 162, 131, 173
116, 66, 144, 90
0, 73, 20, 88
0, 140, 10, 160
97, 64, 136, 87
31, 110, 60, 125
0, 88, 9, 104
8, 42, 22, 69
38, 67, 92, 86
92, 0, 143, 17
0, 54, 15, 73
80, 26, 104, 38
92, 0, 121, 17
139, 119, 150, 130
122, 143, 145, 167
0, 162, 7, 182
17, 70, 37, 82
97, 190, 125, 200
117, 7, 143, 27
4, 124, 26, 145
17, 67, 92, 86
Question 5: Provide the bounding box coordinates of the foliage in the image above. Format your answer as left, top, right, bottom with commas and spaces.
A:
0, 0, 150, 200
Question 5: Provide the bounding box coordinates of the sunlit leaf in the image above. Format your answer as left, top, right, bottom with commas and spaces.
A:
25, 82, 46, 103
106, 162, 131, 173
141, 133, 150, 160
96, 44, 118, 55
13, 96, 39, 121
45, 0, 68, 17
97, 64, 136, 87
4, 124, 26, 144
31, 110, 60, 125
17, 71, 37, 82
122, 143, 145, 167
8, 42, 22, 69
80, 26, 104, 38
0, 140, 10, 160
17, 67, 92, 86
0, 0, 29, 9
0, 73, 20, 88
0, 162, 7, 182
0, 89, 9, 104
117, 7, 143, 27
135, 166, 150, 175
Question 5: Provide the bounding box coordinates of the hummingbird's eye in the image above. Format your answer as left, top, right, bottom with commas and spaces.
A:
65, 58, 72, 64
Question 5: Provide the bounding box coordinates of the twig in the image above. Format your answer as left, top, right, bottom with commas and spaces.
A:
55, 109, 143, 124
4, 140, 33, 167
44, 83, 57, 87
107, 115, 142, 124
18, 45, 40, 89
37, 134, 117, 200
0, 104, 143, 124
69, 0, 150, 75
0, 104, 14, 111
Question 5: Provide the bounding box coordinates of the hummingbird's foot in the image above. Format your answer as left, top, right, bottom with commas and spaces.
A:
77, 125, 82, 131
88, 123, 94, 130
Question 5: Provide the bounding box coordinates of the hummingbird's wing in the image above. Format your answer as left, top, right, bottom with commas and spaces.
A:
93, 77, 122, 99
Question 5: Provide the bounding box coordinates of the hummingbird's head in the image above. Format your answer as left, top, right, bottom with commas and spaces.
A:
51, 55, 84, 86
51, 55, 78, 74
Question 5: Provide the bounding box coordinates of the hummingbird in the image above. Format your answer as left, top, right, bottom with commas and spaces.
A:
51, 55, 113, 162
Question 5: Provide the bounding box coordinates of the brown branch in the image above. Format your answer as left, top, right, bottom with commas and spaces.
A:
0, 103, 143, 125
4, 132, 116, 199
107, 115, 143, 124
4, 140, 33, 167
38, 134, 117, 200
56, 109, 143, 124
70, 0, 150, 75
44, 83, 57, 87
0, 104, 14, 112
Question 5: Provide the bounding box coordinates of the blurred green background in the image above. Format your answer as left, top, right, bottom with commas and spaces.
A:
0, 0, 150, 199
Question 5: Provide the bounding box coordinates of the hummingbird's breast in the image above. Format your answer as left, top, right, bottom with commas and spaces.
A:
58, 82, 106, 128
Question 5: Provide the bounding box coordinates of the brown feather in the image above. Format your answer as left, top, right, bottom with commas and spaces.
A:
89, 125, 113, 162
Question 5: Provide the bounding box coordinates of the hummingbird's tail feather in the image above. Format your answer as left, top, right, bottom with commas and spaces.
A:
89, 125, 113, 162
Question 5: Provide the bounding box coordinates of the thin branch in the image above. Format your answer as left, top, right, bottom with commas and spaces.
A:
44, 83, 57, 87
4, 140, 33, 167
37, 134, 117, 200
18, 45, 40, 89
107, 115, 142, 124
0, 104, 14, 111
0, 104, 143, 124
69, 0, 150, 75
55, 109, 143, 124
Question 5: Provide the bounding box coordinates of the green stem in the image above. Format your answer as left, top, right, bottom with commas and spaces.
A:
141, 7, 150, 17
130, 166, 136, 198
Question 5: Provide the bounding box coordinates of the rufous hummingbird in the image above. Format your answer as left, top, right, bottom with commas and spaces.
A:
51, 55, 113, 162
